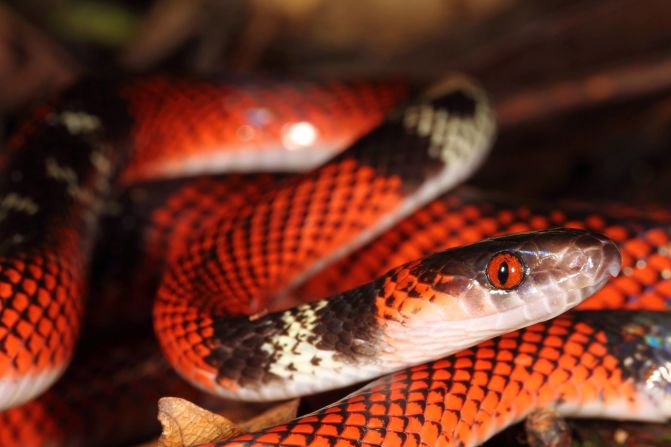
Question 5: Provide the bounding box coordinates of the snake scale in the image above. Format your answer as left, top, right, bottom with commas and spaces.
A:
0, 75, 669, 447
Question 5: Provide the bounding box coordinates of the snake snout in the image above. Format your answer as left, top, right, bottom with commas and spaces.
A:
603, 237, 623, 278
567, 231, 622, 289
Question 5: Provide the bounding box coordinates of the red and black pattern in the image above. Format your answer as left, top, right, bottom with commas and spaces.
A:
2, 74, 667, 447
153, 80, 493, 396
296, 188, 671, 311
0, 76, 408, 411
0, 334, 205, 447
0, 79, 133, 409
120, 77, 410, 183
197, 228, 609, 393
216, 310, 671, 447
88, 173, 287, 331
93, 179, 671, 333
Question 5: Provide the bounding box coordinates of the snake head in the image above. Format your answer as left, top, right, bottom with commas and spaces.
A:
378, 228, 621, 365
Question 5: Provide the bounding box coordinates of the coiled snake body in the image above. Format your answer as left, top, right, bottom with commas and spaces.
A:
0, 76, 669, 447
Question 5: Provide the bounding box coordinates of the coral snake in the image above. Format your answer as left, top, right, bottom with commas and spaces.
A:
0, 75, 669, 447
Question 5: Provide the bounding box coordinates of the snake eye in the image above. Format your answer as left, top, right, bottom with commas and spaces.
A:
486, 252, 525, 290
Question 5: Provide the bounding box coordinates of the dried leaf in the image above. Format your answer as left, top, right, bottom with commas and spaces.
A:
157, 397, 242, 447
156, 397, 300, 447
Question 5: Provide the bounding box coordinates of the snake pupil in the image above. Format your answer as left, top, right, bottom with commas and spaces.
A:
498, 262, 509, 285
487, 251, 525, 290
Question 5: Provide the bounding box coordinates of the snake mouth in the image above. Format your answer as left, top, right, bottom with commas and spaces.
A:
570, 279, 607, 307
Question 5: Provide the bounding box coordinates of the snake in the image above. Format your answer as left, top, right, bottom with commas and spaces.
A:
0, 76, 409, 410
219, 310, 671, 447
0, 75, 668, 447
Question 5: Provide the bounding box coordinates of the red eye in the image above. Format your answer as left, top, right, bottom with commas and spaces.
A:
487, 252, 525, 290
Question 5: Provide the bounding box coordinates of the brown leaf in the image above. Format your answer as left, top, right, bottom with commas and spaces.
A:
156, 397, 300, 447
157, 397, 242, 447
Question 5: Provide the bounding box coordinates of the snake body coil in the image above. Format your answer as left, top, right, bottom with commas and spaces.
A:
154, 77, 502, 399
219, 311, 671, 447
0, 75, 667, 447
0, 81, 133, 409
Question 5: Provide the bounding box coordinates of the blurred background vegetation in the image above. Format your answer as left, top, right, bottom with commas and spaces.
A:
4, 0, 671, 206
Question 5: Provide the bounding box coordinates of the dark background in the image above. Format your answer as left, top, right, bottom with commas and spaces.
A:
4, 0, 671, 205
